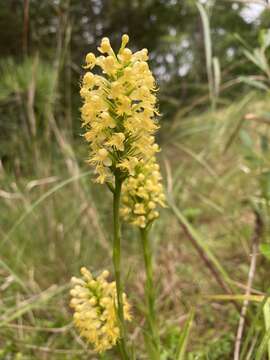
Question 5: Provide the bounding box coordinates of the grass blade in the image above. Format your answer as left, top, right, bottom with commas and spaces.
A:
196, 2, 214, 107
176, 309, 194, 360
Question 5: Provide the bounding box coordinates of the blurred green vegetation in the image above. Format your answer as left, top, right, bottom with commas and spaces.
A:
1, 0, 270, 359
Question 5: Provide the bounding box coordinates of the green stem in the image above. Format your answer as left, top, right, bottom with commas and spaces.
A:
113, 174, 129, 359
140, 227, 160, 359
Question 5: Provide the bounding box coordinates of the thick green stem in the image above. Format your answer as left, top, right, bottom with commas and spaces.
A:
140, 227, 160, 359
113, 174, 129, 359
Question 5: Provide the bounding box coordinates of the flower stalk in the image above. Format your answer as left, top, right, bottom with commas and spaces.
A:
113, 172, 129, 359
140, 227, 160, 359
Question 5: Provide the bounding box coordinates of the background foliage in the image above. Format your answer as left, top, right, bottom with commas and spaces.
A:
1, 0, 270, 359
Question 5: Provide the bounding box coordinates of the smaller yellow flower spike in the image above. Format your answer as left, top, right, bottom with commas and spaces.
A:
80, 34, 160, 184
70, 268, 132, 353
120, 157, 166, 228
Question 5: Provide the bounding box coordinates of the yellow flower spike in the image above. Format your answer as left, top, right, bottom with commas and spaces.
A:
70, 268, 132, 353
80, 34, 161, 183
121, 157, 166, 228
